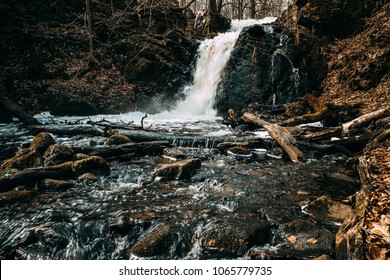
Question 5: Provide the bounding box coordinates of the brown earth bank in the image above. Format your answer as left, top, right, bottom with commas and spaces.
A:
281, 0, 390, 259
0, 0, 197, 121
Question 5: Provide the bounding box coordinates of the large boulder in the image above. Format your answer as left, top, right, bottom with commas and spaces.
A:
30, 132, 56, 154
44, 143, 74, 166
199, 219, 272, 258
215, 24, 304, 115
153, 158, 201, 180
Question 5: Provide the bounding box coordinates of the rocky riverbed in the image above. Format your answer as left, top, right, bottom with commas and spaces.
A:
0, 119, 361, 260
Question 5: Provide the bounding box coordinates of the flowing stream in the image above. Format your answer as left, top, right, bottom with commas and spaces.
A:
0, 18, 359, 260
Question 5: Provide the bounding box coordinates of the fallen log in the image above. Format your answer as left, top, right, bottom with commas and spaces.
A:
242, 112, 303, 162
0, 162, 73, 192
71, 141, 172, 159
29, 125, 105, 137
0, 93, 39, 125
342, 108, 390, 134
299, 127, 342, 141
299, 142, 355, 157
366, 129, 390, 151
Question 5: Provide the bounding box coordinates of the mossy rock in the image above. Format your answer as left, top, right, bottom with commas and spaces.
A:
0, 148, 43, 170
154, 158, 201, 180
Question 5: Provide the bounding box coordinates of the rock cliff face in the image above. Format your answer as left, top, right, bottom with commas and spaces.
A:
0, 0, 195, 119
215, 24, 304, 116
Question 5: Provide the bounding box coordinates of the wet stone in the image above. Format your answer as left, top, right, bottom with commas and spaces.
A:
72, 153, 90, 161
200, 220, 272, 258
109, 214, 132, 236
44, 143, 74, 166
154, 158, 201, 180
163, 148, 191, 160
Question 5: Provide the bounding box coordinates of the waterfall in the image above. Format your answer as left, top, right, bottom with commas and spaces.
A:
171, 17, 276, 117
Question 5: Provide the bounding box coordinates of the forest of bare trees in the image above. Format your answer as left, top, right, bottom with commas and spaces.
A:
179, 0, 291, 19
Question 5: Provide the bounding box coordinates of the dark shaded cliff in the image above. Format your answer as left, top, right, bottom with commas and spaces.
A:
0, 0, 195, 121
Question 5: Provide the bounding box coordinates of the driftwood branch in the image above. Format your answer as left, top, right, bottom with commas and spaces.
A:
342, 108, 390, 134
0, 94, 39, 125
0, 162, 73, 192
242, 112, 303, 162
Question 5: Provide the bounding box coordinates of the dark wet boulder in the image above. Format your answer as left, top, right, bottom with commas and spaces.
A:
215, 24, 304, 116
0, 148, 43, 170
130, 224, 191, 259
154, 158, 201, 180
71, 156, 110, 176
30, 132, 56, 154
199, 219, 272, 258
44, 143, 74, 166
281, 219, 335, 258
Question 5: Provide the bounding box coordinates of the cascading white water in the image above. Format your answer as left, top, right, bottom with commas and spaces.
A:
171, 17, 277, 117
33, 18, 277, 136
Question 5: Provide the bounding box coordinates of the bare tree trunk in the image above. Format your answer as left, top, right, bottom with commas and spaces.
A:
217, 0, 223, 13
86, 0, 94, 62
250, 0, 256, 18
0, 85, 39, 125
